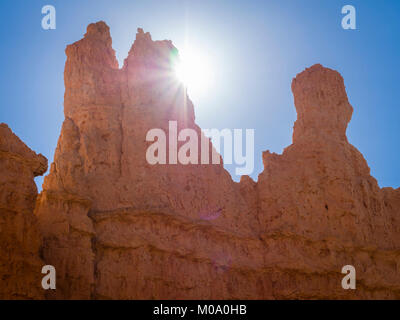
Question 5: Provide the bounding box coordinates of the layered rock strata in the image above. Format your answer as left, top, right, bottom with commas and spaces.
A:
2, 21, 399, 299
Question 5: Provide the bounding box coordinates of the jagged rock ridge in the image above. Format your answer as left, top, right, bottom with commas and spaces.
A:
1, 21, 399, 299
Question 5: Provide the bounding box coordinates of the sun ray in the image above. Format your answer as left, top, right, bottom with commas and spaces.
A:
172, 47, 213, 99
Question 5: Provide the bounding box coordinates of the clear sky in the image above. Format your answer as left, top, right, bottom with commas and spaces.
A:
1, 0, 399, 188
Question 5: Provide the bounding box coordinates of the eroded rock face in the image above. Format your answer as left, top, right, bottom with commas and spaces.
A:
10, 21, 399, 299
0, 124, 47, 299
35, 22, 254, 300
257, 65, 400, 298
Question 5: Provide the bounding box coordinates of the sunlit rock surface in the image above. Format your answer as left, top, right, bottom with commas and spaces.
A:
2, 21, 400, 299
257, 64, 400, 298
35, 21, 253, 300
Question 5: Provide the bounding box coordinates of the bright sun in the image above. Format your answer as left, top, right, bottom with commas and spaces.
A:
174, 48, 213, 97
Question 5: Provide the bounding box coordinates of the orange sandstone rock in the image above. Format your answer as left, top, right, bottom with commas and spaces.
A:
2, 21, 399, 299
35, 22, 400, 299
257, 65, 400, 298
0, 124, 47, 299
35, 21, 254, 299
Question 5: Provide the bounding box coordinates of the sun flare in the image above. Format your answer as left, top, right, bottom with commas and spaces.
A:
173, 48, 213, 97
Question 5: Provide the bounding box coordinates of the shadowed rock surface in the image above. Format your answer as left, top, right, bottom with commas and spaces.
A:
0, 124, 47, 299
2, 21, 400, 299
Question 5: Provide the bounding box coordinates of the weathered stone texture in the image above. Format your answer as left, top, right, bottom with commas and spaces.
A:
0, 124, 47, 299
2, 21, 400, 299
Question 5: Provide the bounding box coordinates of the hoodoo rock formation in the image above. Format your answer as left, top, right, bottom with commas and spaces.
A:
0, 124, 47, 299
1, 21, 399, 299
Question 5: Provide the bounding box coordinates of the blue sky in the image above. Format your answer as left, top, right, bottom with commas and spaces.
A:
0, 0, 399, 188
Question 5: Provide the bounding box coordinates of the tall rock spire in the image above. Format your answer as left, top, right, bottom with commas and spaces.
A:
30, 23, 400, 300
291, 64, 353, 143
